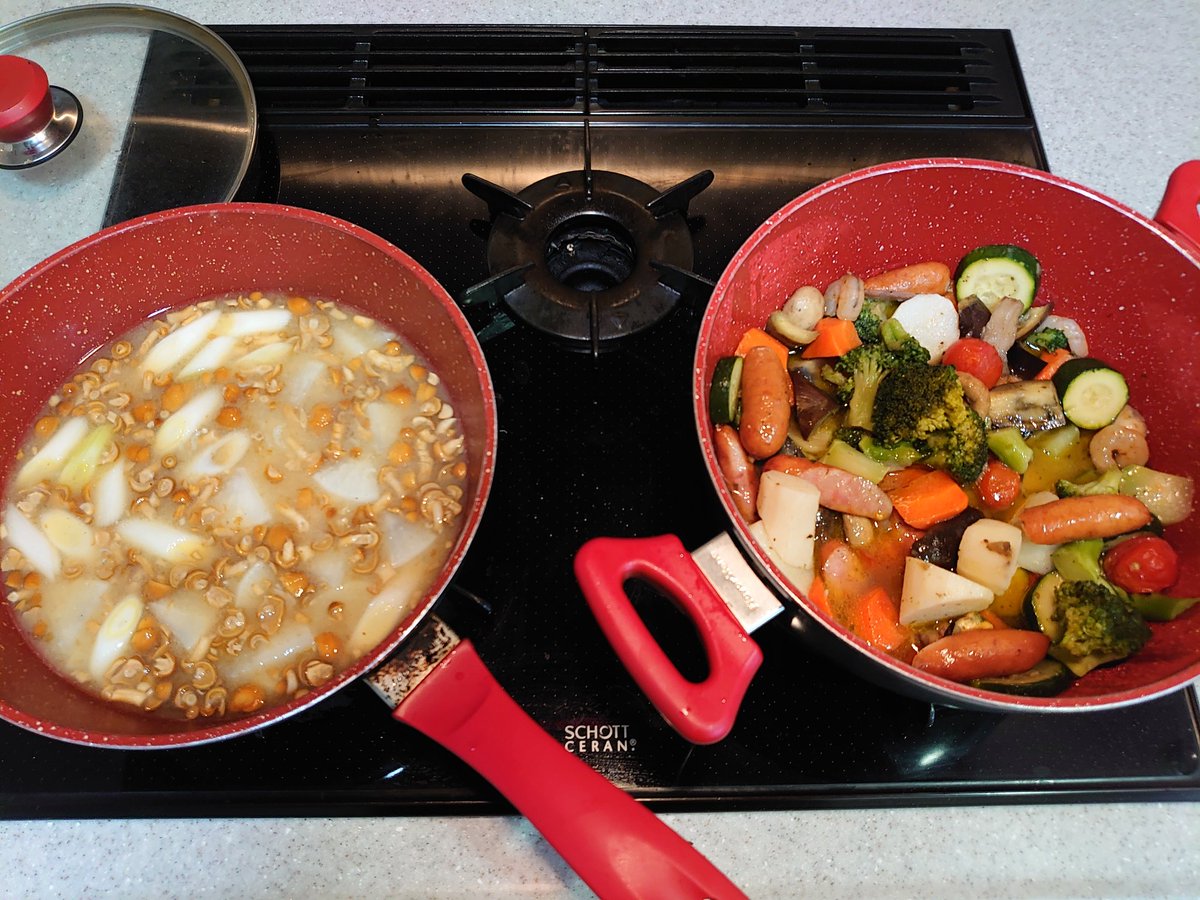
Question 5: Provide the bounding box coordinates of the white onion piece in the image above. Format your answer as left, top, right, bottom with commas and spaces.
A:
314, 458, 382, 505
347, 564, 426, 657
152, 592, 219, 659
220, 620, 314, 688
153, 387, 222, 455
58, 424, 115, 493
365, 401, 405, 452
177, 334, 238, 380
40, 509, 96, 562
890, 293, 960, 364
216, 308, 292, 337
232, 340, 293, 371
180, 431, 251, 480
4, 504, 60, 579
1042, 315, 1089, 357
92, 463, 129, 527
89, 595, 143, 681
116, 518, 208, 563
216, 467, 272, 527
141, 309, 222, 375
381, 511, 438, 569
15, 415, 88, 489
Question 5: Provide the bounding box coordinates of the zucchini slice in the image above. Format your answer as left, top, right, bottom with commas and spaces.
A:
970, 658, 1073, 697
1023, 571, 1064, 641
1052, 358, 1129, 429
954, 244, 1041, 312
709, 355, 744, 425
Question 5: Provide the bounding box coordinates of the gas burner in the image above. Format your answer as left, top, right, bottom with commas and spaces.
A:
460, 168, 714, 353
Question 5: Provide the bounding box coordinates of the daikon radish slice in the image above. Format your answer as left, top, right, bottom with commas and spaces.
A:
890, 293, 959, 364
220, 620, 314, 688
4, 504, 60, 579
231, 340, 293, 371
216, 467, 272, 527
58, 424, 115, 493
216, 308, 292, 338
142, 309, 222, 375
314, 458, 381, 505
116, 518, 208, 563
153, 387, 222, 454
180, 431, 251, 480
40, 578, 108, 669
40, 509, 96, 562
347, 564, 426, 657
92, 462, 129, 527
331, 319, 389, 358
366, 402, 405, 453
280, 357, 327, 405
381, 511, 438, 569
234, 560, 275, 611
152, 591, 219, 659
748, 519, 815, 594
177, 334, 238, 380
89, 595, 143, 681
15, 415, 88, 489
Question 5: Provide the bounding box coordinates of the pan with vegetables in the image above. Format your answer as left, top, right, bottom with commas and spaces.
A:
576, 158, 1200, 736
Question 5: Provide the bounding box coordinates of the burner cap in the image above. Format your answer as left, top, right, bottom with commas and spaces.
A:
463, 169, 712, 352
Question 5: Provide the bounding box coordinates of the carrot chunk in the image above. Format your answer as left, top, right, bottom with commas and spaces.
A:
800, 317, 862, 358
887, 469, 969, 529
735, 327, 790, 372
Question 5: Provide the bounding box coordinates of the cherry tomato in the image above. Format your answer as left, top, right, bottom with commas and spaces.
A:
943, 338, 1003, 389
976, 456, 1021, 510
1103, 535, 1179, 593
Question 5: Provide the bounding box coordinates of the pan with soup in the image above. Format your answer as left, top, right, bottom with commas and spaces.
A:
1, 292, 467, 720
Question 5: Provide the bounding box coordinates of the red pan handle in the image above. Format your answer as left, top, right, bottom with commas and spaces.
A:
394, 639, 746, 900
1155, 160, 1200, 253
573, 535, 762, 745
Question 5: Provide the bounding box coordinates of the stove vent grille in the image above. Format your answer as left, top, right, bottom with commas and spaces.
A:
213, 26, 1031, 120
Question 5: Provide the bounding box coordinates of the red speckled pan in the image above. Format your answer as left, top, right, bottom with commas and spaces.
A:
0, 203, 498, 747
577, 159, 1200, 731
694, 158, 1200, 712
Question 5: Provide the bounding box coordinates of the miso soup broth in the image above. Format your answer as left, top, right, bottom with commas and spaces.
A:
0, 293, 467, 719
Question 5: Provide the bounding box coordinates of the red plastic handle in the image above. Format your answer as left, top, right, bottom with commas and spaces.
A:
1155, 160, 1200, 254
394, 639, 746, 900
573, 535, 762, 745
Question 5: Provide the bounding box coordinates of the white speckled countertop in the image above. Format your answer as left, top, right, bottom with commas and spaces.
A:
1, 1, 1199, 897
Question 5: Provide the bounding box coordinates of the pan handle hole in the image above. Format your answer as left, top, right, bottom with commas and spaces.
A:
622, 577, 710, 683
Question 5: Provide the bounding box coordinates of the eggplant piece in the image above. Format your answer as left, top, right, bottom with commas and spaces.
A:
1007, 341, 1047, 380
957, 295, 992, 338
1014, 302, 1052, 339
909, 508, 984, 570
790, 371, 840, 437
989, 381, 1067, 434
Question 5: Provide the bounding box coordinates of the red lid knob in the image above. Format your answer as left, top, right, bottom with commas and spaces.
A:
0, 55, 54, 144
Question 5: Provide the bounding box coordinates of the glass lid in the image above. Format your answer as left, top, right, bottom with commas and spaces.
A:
0, 4, 256, 288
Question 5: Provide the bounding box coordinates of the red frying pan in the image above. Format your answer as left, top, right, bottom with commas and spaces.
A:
0, 203, 742, 899
577, 159, 1200, 740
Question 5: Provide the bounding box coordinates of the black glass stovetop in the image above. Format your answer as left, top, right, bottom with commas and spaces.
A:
3, 25, 1198, 819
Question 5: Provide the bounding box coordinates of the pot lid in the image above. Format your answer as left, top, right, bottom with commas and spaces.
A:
0, 4, 256, 287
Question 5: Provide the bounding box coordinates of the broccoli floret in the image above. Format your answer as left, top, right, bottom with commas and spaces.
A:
823, 331, 931, 431
1053, 580, 1151, 661
854, 306, 884, 344
835, 426, 922, 466
1055, 469, 1123, 498
853, 299, 897, 344
1024, 328, 1069, 353
872, 363, 988, 483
